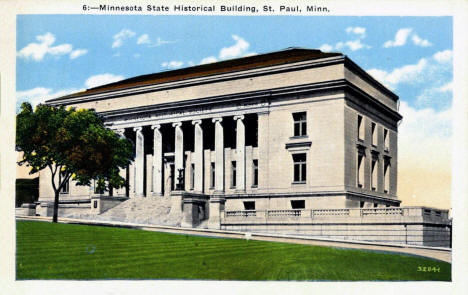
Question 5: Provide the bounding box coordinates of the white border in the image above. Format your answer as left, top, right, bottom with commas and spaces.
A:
1, 0, 467, 294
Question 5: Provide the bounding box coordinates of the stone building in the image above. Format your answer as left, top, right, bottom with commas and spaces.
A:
35, 48, 451, 246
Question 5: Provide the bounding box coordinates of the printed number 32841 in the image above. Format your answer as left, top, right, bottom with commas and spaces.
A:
417, 266, 441, 272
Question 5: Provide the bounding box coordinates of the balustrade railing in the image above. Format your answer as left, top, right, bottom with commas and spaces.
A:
267, 210, 302, 217
361, 208, 403, 216
222, 207, 448, 222
312, 209, 350, 217
225, 210, 257, 217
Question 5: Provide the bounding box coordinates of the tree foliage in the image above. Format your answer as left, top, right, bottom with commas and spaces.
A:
16, 102, 134, 222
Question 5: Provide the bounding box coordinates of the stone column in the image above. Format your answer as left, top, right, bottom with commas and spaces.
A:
257, 112, 269, 192
192, 120, 204, 193
173, 122, 184, 189
212, 117, 224, 193
133, 126, 144, 197
115, 129, 127, 197
234, 115, 246, 191
151, 124, 163, 196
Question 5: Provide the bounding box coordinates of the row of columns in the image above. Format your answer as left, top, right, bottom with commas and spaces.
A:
118, 115, 247, 197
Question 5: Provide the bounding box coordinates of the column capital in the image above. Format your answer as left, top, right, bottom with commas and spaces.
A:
212, 117, 223, 123
233, 114, 245, 121
172, 122, 182, 128
133, 126, 143, 132
192, 119, 202, 126
115, 128, 126, 137
151, 124, 161, 130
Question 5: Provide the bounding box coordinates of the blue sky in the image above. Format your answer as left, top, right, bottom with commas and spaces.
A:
17, 15, 452, 111
16, 15, 453, 208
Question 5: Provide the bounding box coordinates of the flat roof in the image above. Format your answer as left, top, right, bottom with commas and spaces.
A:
48, 48, 342, 102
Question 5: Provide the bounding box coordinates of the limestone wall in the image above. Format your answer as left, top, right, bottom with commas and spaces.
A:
221, 207, 451, 247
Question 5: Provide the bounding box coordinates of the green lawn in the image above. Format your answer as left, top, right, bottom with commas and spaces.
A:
16, 220, 451, 281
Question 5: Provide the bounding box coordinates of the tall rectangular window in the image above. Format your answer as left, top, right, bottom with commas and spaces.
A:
384, 128, 390, 151
60, 171, 69, 194
358, 115, 364, 140
210, 162, 215, 188
384, 159, 390, 193
252, 159, 258, 187
357, 153, 365, 188
151, 166, 154, 192
371, 122, 377, 146
293, 112, 307, 137
231, 161, 237, 188
371, 158, 378, 191
190, 163, 195, 190
169, 164, 175, 191
293, 153, 307, 183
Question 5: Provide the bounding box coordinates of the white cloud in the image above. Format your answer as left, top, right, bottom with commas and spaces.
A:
319, 44, 334, 52
219, 35, 250, 60
85, 73, 125, 89
344, 39, 371, 51
161, 61, 184, 69
137, 34, 150, 45
439, 81, 453, 92
70, 49, 88, 59
18, 32, 85, 61
112, 29, 136, 48
383, 28, 412, 48
136, 35, 176, 47
151, 37, 176, 47
16, 87, 81, 109
433, 49, 453, 63
47, 43, 72, 56
367, 58, 427, 90
346, 26, 366, 38
197, 35, 255, 65
200, 56, 218, 64
398, 101, 452, 208
411, 34, 432, 47
416, 80, 453, 109
399, 101, 451, 148
320, 27, 370, 52
37, 32, 55, 46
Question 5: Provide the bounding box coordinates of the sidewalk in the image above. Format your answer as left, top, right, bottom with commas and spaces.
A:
16, 215, 452, 263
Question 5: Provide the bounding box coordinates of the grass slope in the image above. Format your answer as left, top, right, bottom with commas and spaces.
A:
16, 220, 451, 281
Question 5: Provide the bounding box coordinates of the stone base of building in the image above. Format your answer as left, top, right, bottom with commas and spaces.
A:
90, 195, 128, 215
15, 203, 37, 216
220, 207, 451, 247
30, 194, 451, 248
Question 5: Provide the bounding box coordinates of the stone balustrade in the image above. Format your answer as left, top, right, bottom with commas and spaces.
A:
222, 206, 450, 223
221, 206, 452, 247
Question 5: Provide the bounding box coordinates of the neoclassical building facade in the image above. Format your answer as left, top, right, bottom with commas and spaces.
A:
35, 48, 450, 246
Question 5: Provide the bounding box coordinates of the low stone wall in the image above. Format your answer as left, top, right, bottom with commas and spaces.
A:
35, 200, 91, 217
90, 195, 128, 214
220, 207, 451, 247
15, 203, 37, 216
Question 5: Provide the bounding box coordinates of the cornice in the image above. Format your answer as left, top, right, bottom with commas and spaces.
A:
47, 56, 345, 106
343, 56, 399, 102
98, 79, 402, 124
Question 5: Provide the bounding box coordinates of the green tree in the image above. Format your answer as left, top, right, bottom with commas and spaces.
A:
16, 102, 134, 222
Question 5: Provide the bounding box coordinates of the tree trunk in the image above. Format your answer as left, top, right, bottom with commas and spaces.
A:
52, 190, 60, 223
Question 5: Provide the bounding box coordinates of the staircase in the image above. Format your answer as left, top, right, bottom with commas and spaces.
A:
96, 197, 183, 226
